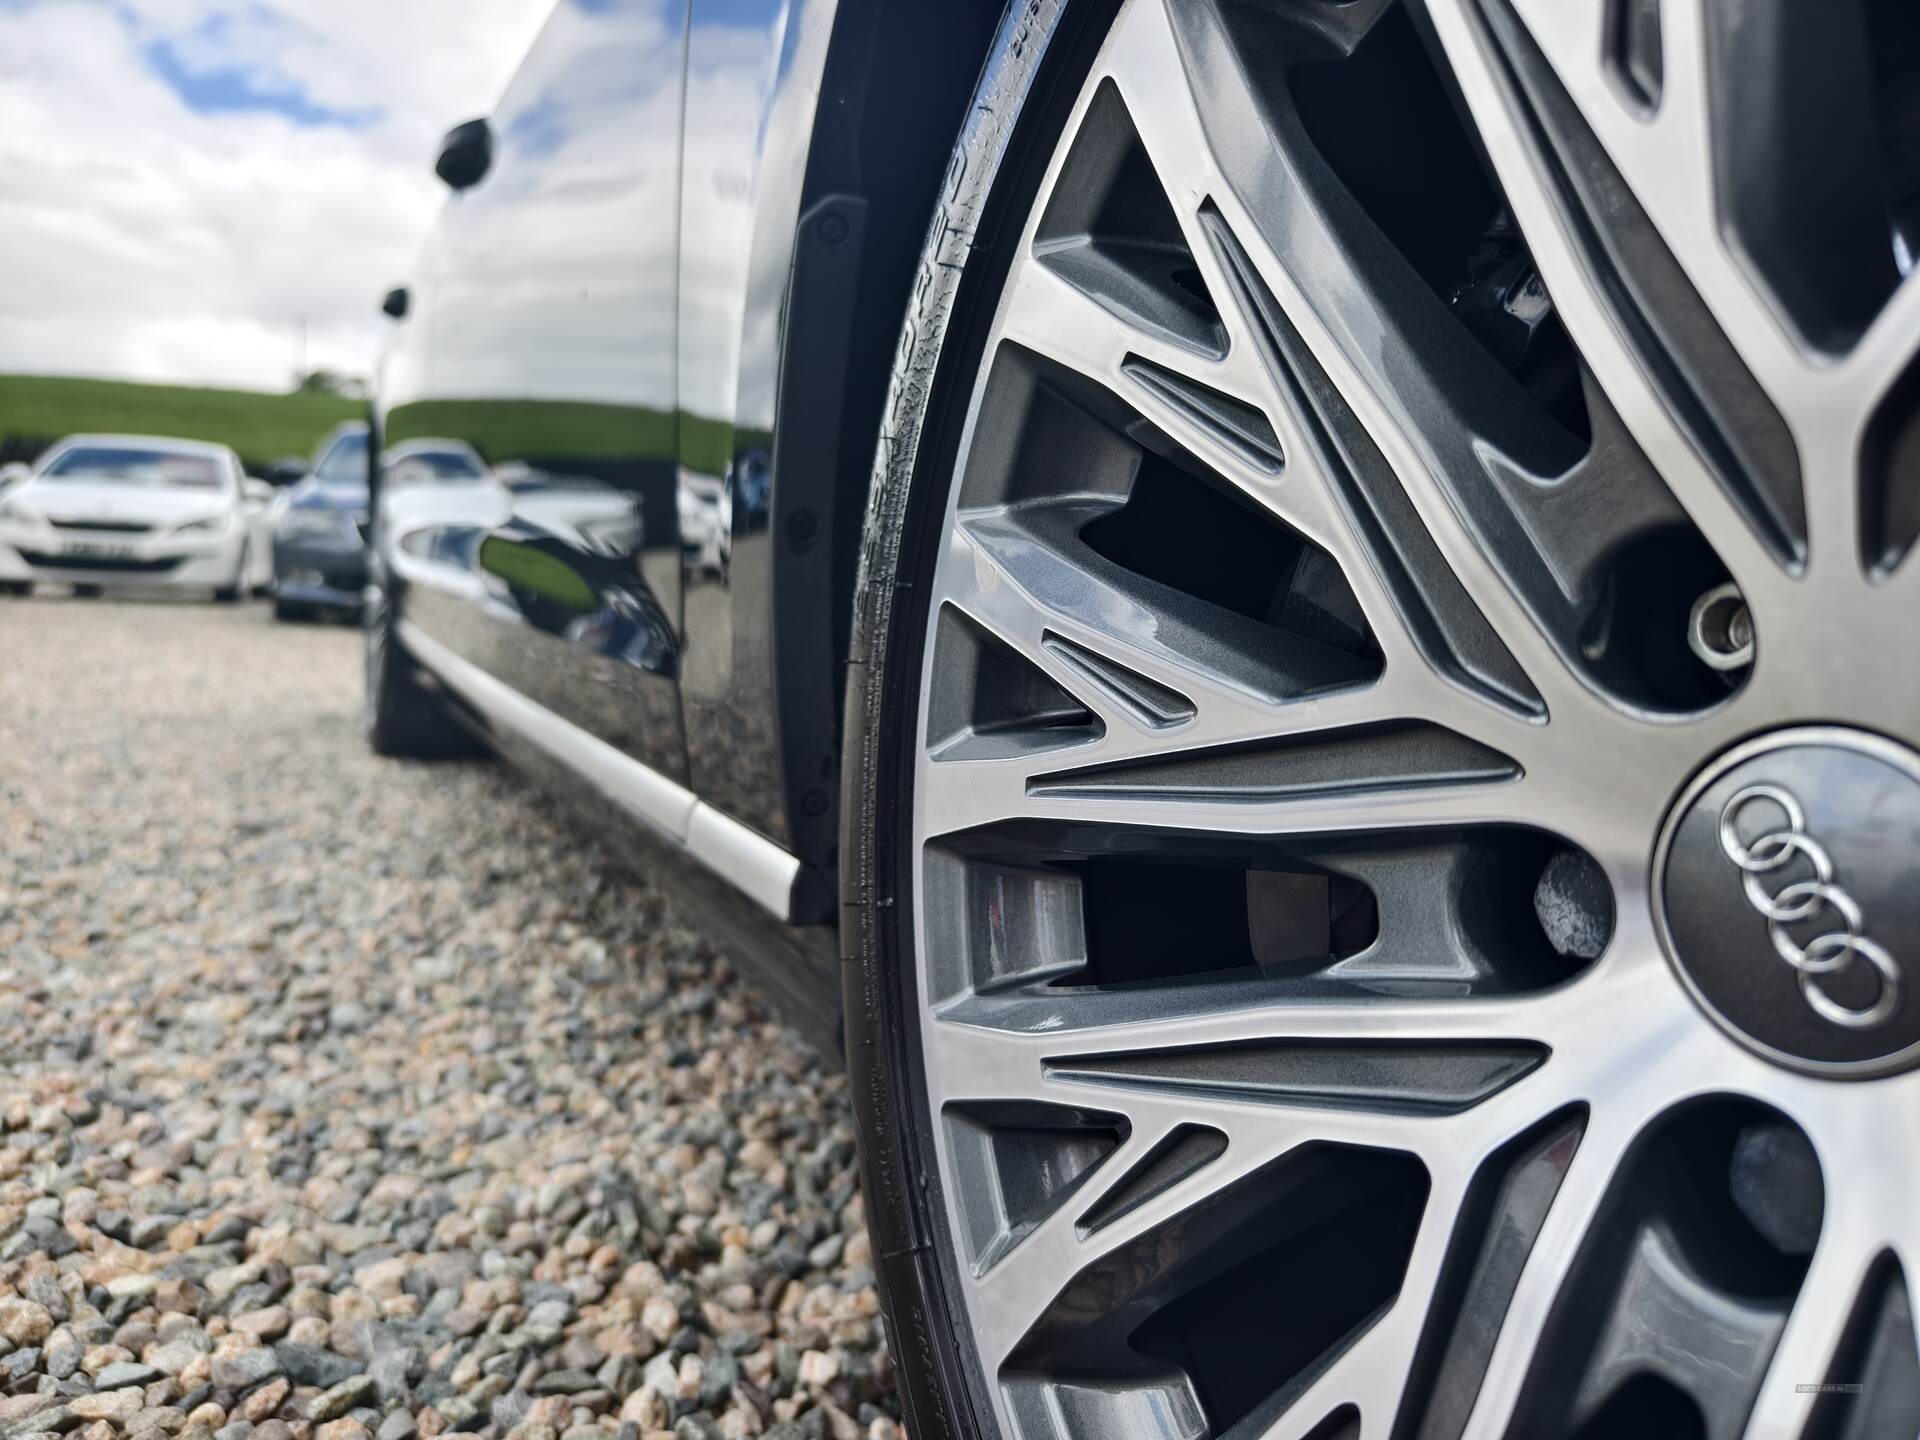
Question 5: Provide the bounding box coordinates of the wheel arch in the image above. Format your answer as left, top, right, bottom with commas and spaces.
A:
770, 0, 1011, 911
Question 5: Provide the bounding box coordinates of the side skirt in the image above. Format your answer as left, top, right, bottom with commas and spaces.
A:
401, 619, 805, 922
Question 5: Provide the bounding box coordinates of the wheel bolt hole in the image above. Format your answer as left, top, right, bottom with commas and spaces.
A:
1533, 848, 1613, 962
1728, 1120, 1823, 1259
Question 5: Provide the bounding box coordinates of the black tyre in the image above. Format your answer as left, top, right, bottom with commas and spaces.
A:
363, 587, 486, 759
845, 0, 1920, 1437
273, 598, 310, 622
213, 546, 249, 604
842, 5, 1111, 1435
0, 583, 28, 597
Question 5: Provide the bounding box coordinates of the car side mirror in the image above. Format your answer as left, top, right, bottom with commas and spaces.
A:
435, 118, 493, 192
242, 479, 274, 507
381, 287, 410, 321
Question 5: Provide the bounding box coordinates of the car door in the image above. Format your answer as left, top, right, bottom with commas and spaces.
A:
380, 0, 692, 785
674, 0, 839, 847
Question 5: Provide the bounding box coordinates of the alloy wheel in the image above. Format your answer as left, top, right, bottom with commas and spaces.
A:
904, 1, 1920, 1436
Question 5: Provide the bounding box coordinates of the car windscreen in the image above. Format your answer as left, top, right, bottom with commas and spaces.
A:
389, 451, 486, 481
40, 446, 225, 488
313, 433, 370, 484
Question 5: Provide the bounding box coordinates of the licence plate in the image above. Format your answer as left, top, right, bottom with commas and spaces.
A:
62, 542, 136, 562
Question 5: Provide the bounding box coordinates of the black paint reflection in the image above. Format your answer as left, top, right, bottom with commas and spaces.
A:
377, 0, 848, 841
676, 0, 835, 846
478, 479, 674, 679
377, 0, 691, 785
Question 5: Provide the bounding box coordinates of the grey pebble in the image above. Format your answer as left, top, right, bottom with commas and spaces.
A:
93, 1362, 162, 1390
306, 1376, 376, 1424
270, 1345, 357, 1390
128, 1216, 177, 1251
43, 1337, 80, 1382
1, 1351, 40, 1384
528, 1370, 596, 1397
486, 1392, 531, 1432
4, 1405, 69, 1438
209, 1351, 282, 1392
699, 1353, 738, 1410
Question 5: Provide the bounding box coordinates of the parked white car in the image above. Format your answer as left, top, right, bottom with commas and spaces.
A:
381, 437, 490, 487
0, 435, 274, 600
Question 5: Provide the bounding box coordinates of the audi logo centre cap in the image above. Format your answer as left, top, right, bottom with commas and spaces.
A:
1655, 728, 1920, 1078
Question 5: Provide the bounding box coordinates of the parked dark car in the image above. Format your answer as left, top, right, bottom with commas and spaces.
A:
271, 422, 371, 620
368, 2, 1920, 1437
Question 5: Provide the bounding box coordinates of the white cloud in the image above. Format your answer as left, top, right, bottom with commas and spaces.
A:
0, 0, 556, 391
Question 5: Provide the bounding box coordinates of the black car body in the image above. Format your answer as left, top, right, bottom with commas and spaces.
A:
272, 422, 371, 619
374, 0, 1004, 1042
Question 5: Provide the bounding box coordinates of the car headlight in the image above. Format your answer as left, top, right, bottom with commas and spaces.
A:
174, 515, 229, 537
276, 508, 346, 538
0, 497, 38, 523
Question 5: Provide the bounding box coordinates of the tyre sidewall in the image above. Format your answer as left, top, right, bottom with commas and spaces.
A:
839, 3, 1119, 1435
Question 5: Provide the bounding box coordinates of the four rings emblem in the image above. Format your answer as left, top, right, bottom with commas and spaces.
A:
1718, 784, 1904, 1031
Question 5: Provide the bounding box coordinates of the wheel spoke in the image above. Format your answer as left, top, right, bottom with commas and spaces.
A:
991, 251, 1456, 717
925, 497, 1682, 850
998, 11, 1569, 728
917, 710, 1522, 842
1848, 275, 1920, 413
1431, 0, 1809, 555
1233, 1165, 1472, 1440
1845, 275, 1920, 583
1439, 1094, 1647, 1437
940, 509, 1375, 726
920, 722, 1541, 845
928, 978, 1646, 1435
959, 1110, 1372, 1360
995, 257, 1272, 458
1004, 765, 1538, 841
945, 1049, 1571, 1430
1049, 0, 1627, 723
1153, 0, 1583, 698
922, 499, 1568, 839
1422, 0, 1920, 606
1742, 1225, 1884, 1440
1193, 203, 1558, 726
1145, 0, 1759, 722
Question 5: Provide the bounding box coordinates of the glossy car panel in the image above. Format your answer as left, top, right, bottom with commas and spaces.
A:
379, 0, 691, 787
675, 0, 839, 849
376, 0, 1009, 1017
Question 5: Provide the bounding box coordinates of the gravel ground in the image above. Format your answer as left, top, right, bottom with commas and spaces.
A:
0, 598, 895, 1440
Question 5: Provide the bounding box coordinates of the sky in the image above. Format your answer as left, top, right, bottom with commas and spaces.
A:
0, 0, 557, 392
